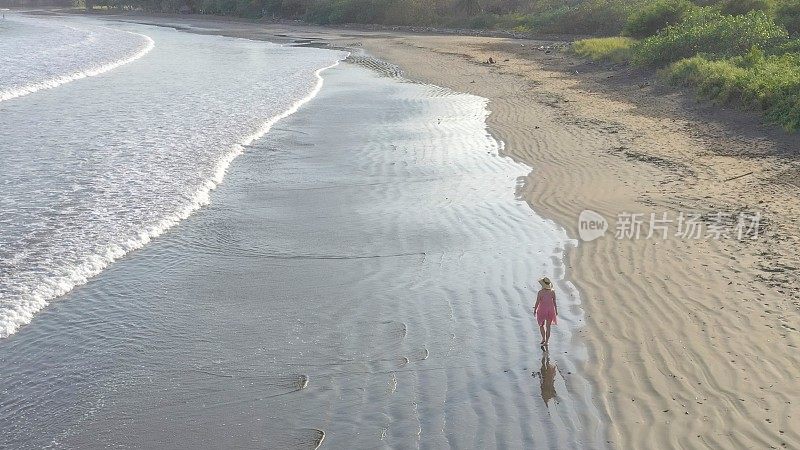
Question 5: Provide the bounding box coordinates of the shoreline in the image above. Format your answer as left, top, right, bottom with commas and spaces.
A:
0, 19, 605, 446
23, 11, 800, 448
359, 32, 800, 449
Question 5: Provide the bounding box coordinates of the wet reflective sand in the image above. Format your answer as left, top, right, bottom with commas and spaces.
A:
0, 62, 603, 448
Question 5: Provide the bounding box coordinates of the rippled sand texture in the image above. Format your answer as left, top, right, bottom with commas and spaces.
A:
359, 35, 800, 449
0, 63, 603, 448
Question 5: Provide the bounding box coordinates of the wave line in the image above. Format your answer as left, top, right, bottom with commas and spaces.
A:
0, 28, 155, 103
0, 57, 347, 338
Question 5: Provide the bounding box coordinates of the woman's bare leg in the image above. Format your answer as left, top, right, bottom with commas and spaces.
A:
539, 324, 546, 345
545, 321, 552, 345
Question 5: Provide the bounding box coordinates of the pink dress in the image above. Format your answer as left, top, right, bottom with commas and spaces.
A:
536, 289, 557, 326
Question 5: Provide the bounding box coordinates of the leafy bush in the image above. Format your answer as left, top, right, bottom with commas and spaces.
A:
665, 49, 800, 130
304, 1, 342, 24
305, 0, 443, 25
770, 36, 800, 53
572, 37, 636, 63
461, 13, 530, 30
720, 0, 775, 16
523, 5, 571, 32
633, 9, 789, 66
466, 13, 496, 29
623, 0, 696, 38
306, 0, 387, 24
540, 0, 632, 36
776, 0, 800, 35
301, 0, 635, 33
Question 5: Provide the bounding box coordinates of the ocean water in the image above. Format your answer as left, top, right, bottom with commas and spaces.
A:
0, 14, 153, 102
0, 14, 603, 448
0, 13, 346, 338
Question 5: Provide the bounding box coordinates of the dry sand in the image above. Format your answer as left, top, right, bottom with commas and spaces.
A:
70, 12, 800, 448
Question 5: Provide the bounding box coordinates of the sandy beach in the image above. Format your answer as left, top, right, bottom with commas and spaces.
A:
5, 10, 800, 448
362, 33, 800, 448
106, 13, 800, 448
358, 34, 800, 449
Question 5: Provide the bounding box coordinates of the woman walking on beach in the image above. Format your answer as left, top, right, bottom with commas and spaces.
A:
534, 277, 557, 348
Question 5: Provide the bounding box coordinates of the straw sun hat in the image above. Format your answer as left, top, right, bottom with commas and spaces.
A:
539, 277, 553, 289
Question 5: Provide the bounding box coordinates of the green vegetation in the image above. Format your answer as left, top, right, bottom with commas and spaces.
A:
304, 0, 441, 26
570, 1, 800, 130
665, 49, 800, 130
775, 0, 800, 35
80, 0, 636, 35
540, 0, 632, 36
622, 0, 696, 38
572, 37, 636, 63
719, 0, 774, 16
632, 10, 788, 66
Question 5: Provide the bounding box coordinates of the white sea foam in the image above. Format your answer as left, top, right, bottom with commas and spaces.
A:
0, 16, 155, 102
0, 32, 154, 103
0, 17, 347, 338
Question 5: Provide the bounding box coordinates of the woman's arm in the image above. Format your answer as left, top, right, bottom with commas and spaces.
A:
553, 293, 558, 316
534, 291, 541, 313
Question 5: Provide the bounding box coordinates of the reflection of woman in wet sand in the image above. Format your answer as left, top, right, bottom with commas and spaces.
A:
537, 352, 558, 406
533, 277, 558, 349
